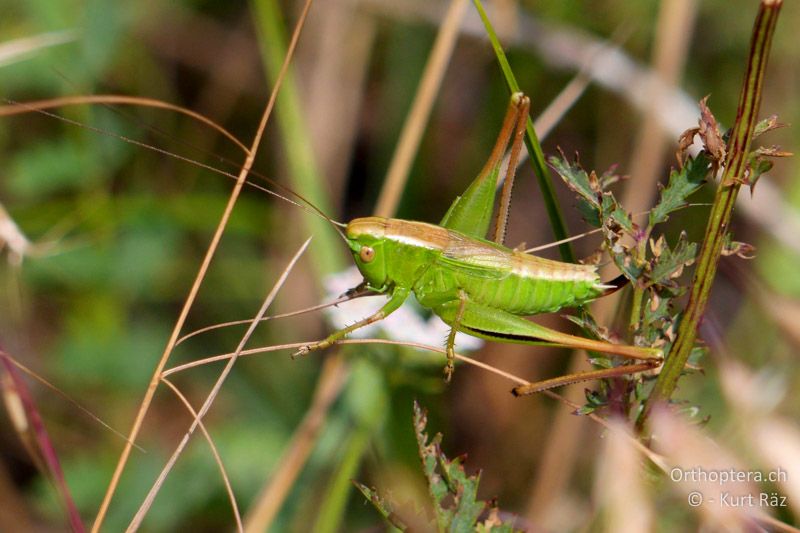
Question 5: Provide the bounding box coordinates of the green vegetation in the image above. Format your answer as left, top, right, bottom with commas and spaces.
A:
0, 1, 796, 531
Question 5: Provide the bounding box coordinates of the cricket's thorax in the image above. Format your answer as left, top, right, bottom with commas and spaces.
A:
346, 216, 607, 314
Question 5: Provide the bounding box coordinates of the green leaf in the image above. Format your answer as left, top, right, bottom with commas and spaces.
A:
549, 155, 600, 207
549, 154, 604, 227
752, 114, 785, 138
744, 155, 773, 190
611, 245, 645, 281
356, 402, 524, 531
352, 482, 407, 531
642, 289, 671, 325
413, 401, 523, 532
649, 153, 710, 226
649, 232, 697, 286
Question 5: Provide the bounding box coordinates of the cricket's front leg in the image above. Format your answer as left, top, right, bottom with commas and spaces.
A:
293, 287, 409, 357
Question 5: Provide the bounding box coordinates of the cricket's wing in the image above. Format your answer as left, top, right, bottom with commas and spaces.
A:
435, 230, 513, 280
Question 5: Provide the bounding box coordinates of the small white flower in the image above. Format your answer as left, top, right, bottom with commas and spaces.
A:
323, 267, 483, 352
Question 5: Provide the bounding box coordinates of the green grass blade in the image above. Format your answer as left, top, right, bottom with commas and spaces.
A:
251, 0, 344, 278
312, 360, 387, 533
472, 0, 576, 263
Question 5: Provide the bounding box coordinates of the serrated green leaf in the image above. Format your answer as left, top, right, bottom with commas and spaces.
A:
649, 233, 697, 285
607, 203, 635, 234
576, 198, 602, 227
449, 471, 485, 533
410, 401, 523, 532
611, 247, 645, 281
353, 482, 407, 531
643, 290, 671, 325
752, 114, 785, 138
414, 402, 451, 529
549, 155, 600, 207
649, 153, 710, 226
745, 153, 773, 190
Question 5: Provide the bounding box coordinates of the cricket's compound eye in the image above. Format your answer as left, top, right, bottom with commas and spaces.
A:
359, 246, 375, 263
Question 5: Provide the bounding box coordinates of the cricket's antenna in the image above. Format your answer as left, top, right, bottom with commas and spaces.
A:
2, 98, 349, 242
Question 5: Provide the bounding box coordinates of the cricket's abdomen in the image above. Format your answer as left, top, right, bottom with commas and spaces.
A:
351, 217, 607, 315
486, 249, 605, 314
415, 254, 604, 315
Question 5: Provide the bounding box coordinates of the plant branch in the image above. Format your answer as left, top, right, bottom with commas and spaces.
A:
639, 0, 782, 430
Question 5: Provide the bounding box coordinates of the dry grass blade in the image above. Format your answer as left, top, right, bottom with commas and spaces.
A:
624, 0, 698, 212
126, 237, 311, 531
594, 418, 653, 533
160, 378, 243, 533
244, 2, 466, 526
0, 95, 249, 152
91, 1, 316, 530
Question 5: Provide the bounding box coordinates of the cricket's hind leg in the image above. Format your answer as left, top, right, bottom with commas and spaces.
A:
442, 290, 469, 382
434, 299, 662, 393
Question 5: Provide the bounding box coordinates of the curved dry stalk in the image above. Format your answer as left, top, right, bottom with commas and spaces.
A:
2, 97, 338, 231
5, 97, 329, 221
91, 1, 316, 530
0, 95, 249, 153
160, 378, 243, 533
126, 237, 310, 531
164, 337, 527, 386
374, 0, 468, 218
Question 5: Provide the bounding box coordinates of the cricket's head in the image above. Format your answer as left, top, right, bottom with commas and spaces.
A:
345, 217, 389, 289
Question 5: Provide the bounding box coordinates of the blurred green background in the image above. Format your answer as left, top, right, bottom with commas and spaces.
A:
0, 0, 798, 530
